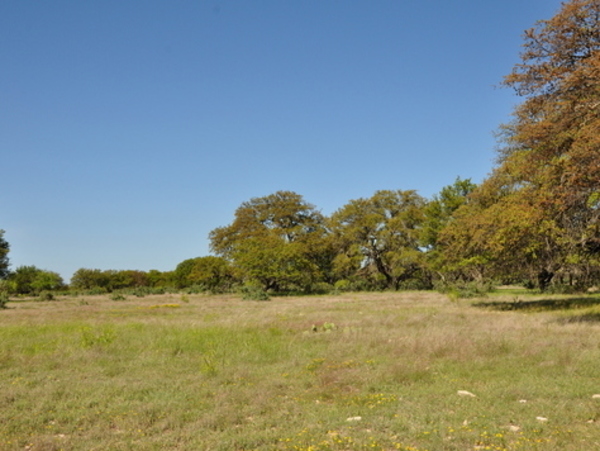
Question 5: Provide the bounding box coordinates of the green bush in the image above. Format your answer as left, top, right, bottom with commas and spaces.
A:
38, 291, 54, 301
240, 284, 270, 301
308, 282, 333, 294
435, 280, 494, 299
0, 280, 9, 308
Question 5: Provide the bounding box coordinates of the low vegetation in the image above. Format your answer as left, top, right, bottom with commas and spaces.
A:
1, 290, 600, 450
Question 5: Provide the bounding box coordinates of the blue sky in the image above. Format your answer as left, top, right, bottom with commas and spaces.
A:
2, 0, 562, 281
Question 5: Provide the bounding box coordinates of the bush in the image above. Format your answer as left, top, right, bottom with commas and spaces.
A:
333, 279, 376, 293
38, 291, 54, 301
396, 278, 431, 291
308, 282, 333, 295
435, 280, 494, 299
131, 287, 150, 297
0, 280, 10, 308
333, 280, 352, 293
240, 284, 270, 301
110, 293, 126, 301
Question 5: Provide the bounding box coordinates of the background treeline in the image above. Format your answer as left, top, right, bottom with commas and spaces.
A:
1, 0, 600, 299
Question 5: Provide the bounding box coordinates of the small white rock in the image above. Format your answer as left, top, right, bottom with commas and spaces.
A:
536, 416, 548, 422
457, 390, 476, 397
346, 416, 362, 422
592, 394, 600, 399
519, 399, 528, 403
508, 425, 521, 432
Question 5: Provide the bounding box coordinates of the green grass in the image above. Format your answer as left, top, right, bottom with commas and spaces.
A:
1, 291, 600, 450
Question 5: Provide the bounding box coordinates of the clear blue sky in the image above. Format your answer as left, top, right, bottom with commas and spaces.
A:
2, 0, 562, 281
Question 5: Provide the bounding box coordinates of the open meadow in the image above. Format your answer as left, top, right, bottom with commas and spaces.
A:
1, 290, 600, 450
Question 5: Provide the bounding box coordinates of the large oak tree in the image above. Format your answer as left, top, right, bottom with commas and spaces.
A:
329, 190, 427, 290
440, 0, 600, 289
209, 191, 331, 292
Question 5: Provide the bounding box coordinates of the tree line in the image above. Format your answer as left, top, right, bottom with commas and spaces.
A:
1, 0, 599, 298
0, 183, 474, 297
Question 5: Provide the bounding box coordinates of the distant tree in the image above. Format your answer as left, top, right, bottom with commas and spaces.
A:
70, 268, 111, 291
209, 191, 330, 292
174, 256, 235, 290
71, 268, 153, 292
329, 190, 427, 290
8, 266, 40, 294
107, 270, 149, 290
31, 270, 65, 293
186, 256, 236, 292
0, 230, 9, 279
8, 266, 64, 295
147, 269, 175, 288
231, 235, 318, 292
174, 258, 200, 288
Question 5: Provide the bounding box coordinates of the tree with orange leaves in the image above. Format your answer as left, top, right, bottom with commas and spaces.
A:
440, 0, 600, 290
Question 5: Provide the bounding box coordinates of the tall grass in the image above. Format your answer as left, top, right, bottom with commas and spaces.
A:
1, 292, 600, 450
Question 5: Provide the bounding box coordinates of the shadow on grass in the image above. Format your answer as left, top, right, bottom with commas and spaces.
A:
473, 296, 600, 312
557, 312, 600, 324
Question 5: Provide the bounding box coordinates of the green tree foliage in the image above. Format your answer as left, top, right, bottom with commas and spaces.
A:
329, 190, 427, 290
31, 270, 65, 293
0, 230, 9, 279
439, 182, 561, 286
421, 178, 477, 250
147, 269, 175, 288
106, 270, 149, 290
8, 266, 64, 295
70, 268, 152, 292
70, 268, 112, 291
209, 191, 330, 292
439, 0, 600, 290
174, 256, 235, 291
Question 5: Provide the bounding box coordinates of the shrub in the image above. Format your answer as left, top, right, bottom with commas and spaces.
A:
333, 280, 352, 293
38, 291, 54, 301
308, 282, 333, 295
435, 280, 494, 299
240, 284, 270, 301
0, 280, 9, 308
132, 287, 149, 297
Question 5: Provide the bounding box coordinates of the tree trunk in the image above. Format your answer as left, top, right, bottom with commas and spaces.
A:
537, 269, 554, 292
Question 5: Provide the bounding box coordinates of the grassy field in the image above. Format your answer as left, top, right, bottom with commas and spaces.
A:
1, 290, 600, 450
